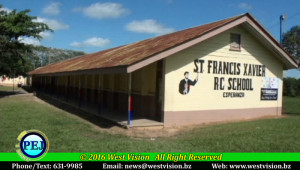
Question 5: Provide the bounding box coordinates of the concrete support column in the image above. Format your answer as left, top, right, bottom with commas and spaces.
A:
111, 74, 115, 111
84, 75, 88, 104
98, 74, 103, 114
128, 73, 133, 125
78, 75, 82, 108
43, 76, 46, 92
56, 76, 60, 99
66, 76, 69, 102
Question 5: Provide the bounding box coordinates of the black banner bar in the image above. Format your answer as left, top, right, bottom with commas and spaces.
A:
2, 161, 300, 170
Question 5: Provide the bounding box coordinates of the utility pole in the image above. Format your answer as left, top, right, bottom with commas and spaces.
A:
280, 14, 286, 44
12, 70, 15, 93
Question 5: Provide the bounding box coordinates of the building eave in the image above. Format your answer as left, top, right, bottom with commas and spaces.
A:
30, 65, 128, 76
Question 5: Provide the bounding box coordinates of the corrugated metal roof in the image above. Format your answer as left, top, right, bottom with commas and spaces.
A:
29, 13, 297, 75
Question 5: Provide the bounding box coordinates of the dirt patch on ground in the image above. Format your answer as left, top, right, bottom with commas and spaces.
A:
99, 126, 183, 138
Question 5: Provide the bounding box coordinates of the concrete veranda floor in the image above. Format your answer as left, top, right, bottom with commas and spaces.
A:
99, 112, 164, 128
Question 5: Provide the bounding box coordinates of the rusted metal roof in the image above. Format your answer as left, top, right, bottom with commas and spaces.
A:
29, 13, 298, 75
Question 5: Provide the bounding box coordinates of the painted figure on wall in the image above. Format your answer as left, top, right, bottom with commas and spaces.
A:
179, 71, 199, 95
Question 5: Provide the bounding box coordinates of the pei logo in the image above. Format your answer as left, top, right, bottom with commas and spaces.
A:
16, 130, 49, 161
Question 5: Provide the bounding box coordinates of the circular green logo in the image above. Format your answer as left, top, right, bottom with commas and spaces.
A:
16, 130, 49, 161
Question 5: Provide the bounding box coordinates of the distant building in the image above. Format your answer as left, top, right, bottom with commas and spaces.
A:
0, 75, 27, 87
29, 13, 298, 127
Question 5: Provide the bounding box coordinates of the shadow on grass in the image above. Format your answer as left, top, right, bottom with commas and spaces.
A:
284, 112, 300, 116
0, 90, 25, 98
21, 85, 34, 93
283, 96, 300, 116
35, 93, 120, 129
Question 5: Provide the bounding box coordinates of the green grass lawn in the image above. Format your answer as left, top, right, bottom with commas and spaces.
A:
0, 85, 20, 92
0, 95, 300, 152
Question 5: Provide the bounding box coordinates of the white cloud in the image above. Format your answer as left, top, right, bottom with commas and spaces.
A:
126, 19, 175, 35
35, 17, 69, 30
79, 2, 130, 19
0, 7, 12, 13
42, 2, 61, 15
40, 31, 53, 39
18, 37, 41, 46
70, 37, 111, 47
18, 32, 53, 46
238, 3, 252, 10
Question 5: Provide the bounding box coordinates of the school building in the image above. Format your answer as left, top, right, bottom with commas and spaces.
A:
29, 13, 298, 127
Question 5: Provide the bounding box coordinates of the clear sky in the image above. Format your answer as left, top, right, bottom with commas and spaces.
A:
1, 0, 300, 77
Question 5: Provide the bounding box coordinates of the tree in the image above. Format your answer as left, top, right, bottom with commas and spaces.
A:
283, 78, 300, 97
282, 26, 300, 62
0, 5, 52, 77
27, 46, 85, 69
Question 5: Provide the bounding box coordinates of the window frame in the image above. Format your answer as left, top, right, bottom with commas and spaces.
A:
230, 33, 242, 51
